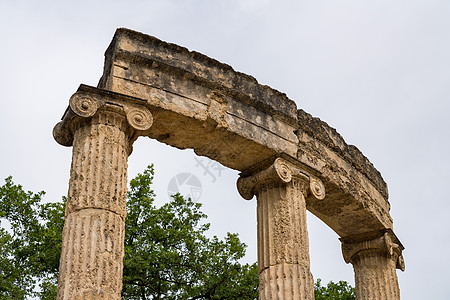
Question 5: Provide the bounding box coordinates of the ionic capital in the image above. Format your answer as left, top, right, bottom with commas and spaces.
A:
237, 158, 325, 200
53, 85, 153, 147
341, 231, 405, 271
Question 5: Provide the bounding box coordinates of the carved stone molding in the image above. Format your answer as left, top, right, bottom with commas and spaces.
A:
69, 92, 102, 118
124, 106, 153, 131
309, 176, 325, 200
341, 231, 405, 271
237, 157, 325, 201
53, 85, 153, 148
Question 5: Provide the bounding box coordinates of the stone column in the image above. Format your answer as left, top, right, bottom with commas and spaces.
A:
53, 91, 153, 299
341, 232, 405, 300
237, 158, 325, 300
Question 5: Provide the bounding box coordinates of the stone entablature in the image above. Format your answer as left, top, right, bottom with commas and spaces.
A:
97, 28, 299, 172
93, 28, 395, 240
297, 109, 392, 239
53, 28, 404, 299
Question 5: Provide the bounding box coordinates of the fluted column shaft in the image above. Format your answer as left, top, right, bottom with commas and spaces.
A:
57, 109, 133, 300
238, 158, 325, 300
257, 178, 314, 299
342, 232, 405, 300
353, 250, 400, 300
53, 87, 154, 299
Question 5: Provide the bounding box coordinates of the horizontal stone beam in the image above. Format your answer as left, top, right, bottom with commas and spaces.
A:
97, 29, 300, 172
296, 110, 392, 237
87, 28, 398, 240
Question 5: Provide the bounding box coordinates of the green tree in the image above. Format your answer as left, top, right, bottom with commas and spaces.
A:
314, 278, 355, 300
0, 177, 66, 299
0, 165, 258, 299
122, 165, 258, 299
1, 166, 355, 300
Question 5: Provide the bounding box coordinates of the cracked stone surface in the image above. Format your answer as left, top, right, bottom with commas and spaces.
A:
54, 28, 404, 299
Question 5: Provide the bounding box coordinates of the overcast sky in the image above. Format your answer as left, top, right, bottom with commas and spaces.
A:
1, 1, 449, 299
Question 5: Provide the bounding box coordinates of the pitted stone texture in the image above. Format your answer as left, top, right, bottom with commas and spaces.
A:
239, 160, 314, 299
57, 108, 132, 300
57, 209, 125, 300
352, 251, 400, 300
259, 264, 314, 300
54, 28, 405, 299
256, 179, 314, 298
99, 28, 298, 123
54, 85, 152, 149
66, 110, 131, 219
257, 179, 311, 271
341, 233, 403, 300
297, 109, 392, 238
297, 109, 387, 199
94, 28, 399, 244
98, 28, 299, 172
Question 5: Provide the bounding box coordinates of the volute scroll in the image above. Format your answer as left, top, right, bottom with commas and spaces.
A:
69, 93, 102, 118
341, 231, 405, 271
237, 157, 326, 200
123, 106, 153, 132
309, 176, 326, 200
53, 86, 155, 147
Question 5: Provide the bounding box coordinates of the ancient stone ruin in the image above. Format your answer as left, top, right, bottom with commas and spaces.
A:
53, 28, 404, 299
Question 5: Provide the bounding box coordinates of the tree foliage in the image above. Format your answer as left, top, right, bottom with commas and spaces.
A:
314, 278, 355, 300
1, 166, 355, 300
0, 165, 258, 299
122, 165, 258, 299
0, 176, 63, 299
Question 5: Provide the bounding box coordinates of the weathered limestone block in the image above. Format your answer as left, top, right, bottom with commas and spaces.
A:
259, 264, 314, 300
341, 231, 405, 300
65, 110, 130, 218
94, 28, 401, 247
54, 87, 152, 299
58, 209, 125, 299
296, 109, 393, 239
238, 158, 325, 299
97, 28, 299, 171
54, 28, 405, 299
